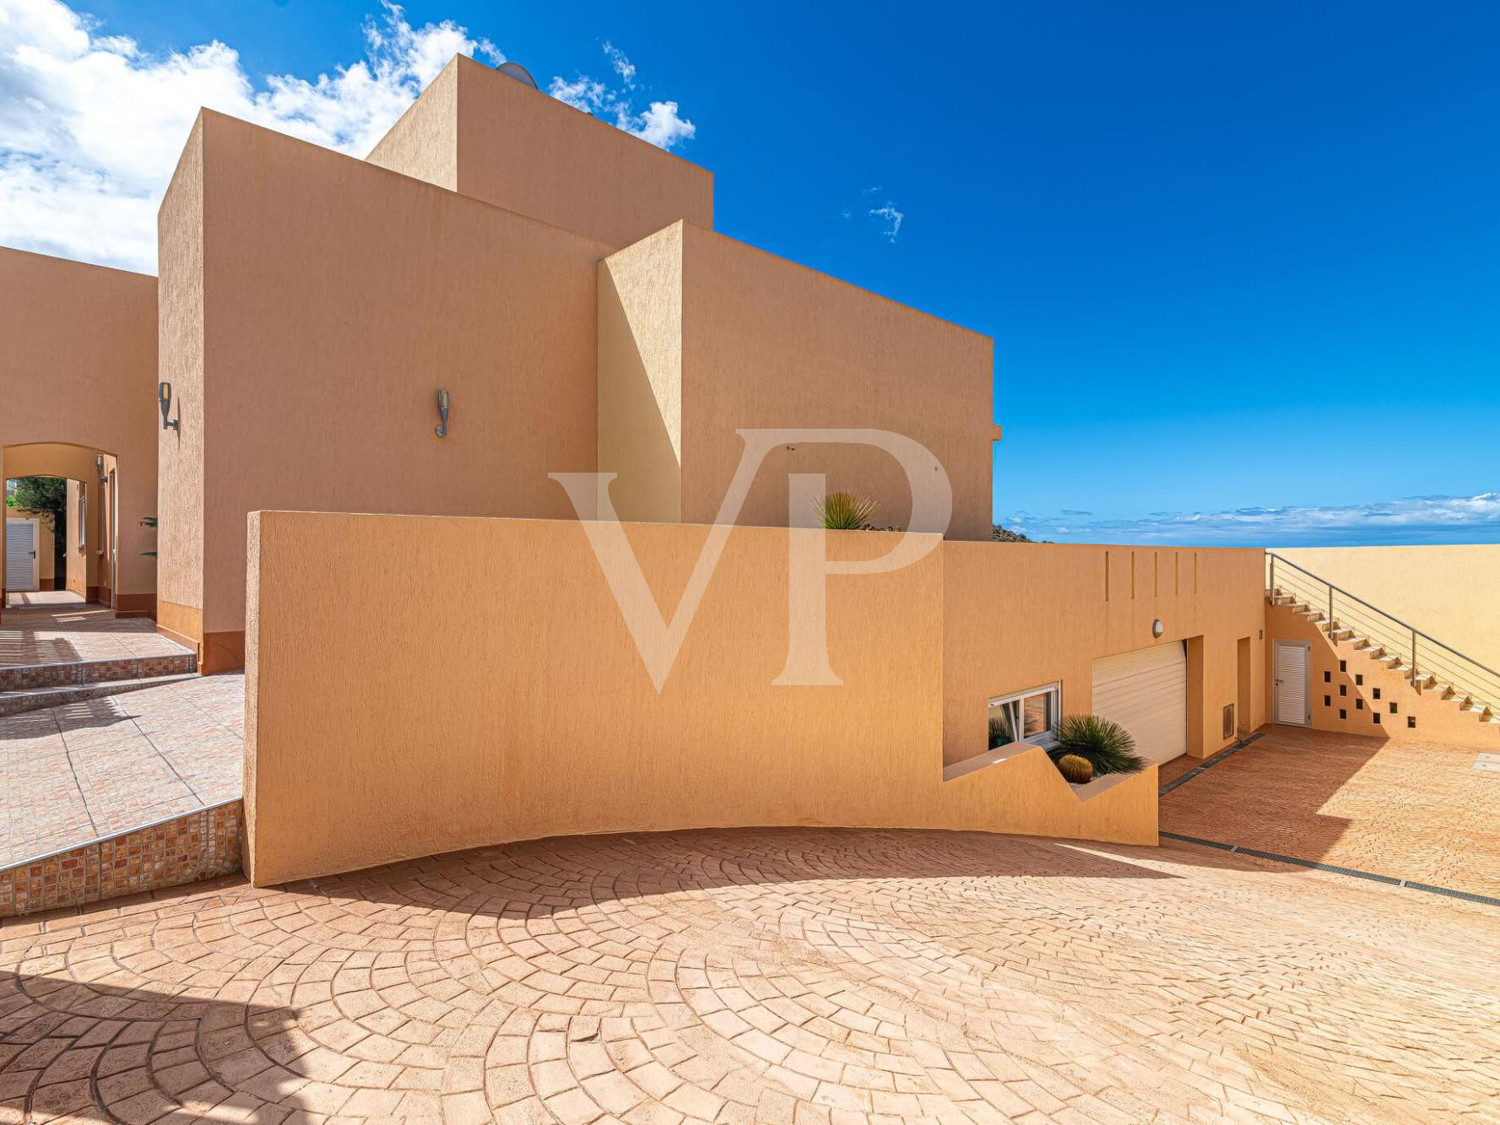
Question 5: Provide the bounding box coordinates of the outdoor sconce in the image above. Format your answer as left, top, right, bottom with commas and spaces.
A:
434, 389, 452, 438
96, 453, 106, 483
158, 382, 179, 430
1152, 618, 1165, 638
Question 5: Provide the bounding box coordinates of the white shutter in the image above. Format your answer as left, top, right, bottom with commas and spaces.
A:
6, 520, 39, 592
1091, 642, 1188, 765
1273, 642, 1310, 727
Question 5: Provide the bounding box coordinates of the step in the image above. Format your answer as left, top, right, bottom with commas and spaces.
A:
0, 673, 197, 718
1327, 627, 1356, 642
0, 653, 197, 693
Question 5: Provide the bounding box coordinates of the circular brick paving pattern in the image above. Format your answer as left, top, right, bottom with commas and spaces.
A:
3, 828, 1500, 1123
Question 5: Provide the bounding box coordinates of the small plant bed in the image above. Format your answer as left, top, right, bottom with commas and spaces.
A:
1048, 714, 1147, 784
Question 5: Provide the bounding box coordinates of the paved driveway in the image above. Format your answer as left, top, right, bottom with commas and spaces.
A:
1160, 725, 1500, 900
3, 826, 1498, 1123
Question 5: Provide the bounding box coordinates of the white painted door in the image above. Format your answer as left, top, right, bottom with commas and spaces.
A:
1091, 642, 1188, 765
5, 518, 39, 592
1273, 640, 1311, 727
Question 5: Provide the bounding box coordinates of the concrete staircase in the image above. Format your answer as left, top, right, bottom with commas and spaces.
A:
1267, 555, 1500, 738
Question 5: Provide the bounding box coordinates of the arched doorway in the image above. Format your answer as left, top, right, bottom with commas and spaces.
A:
0, 248, 159, 626
2, 443, 128, 611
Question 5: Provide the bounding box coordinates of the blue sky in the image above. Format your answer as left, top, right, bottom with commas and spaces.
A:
4, 0, 1497, 545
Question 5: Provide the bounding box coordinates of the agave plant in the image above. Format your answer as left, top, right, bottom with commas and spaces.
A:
1048, 714, 1147, 776
813, 491, 880, 530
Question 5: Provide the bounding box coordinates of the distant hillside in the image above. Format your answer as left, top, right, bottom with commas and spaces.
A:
992, 523, 1034, 543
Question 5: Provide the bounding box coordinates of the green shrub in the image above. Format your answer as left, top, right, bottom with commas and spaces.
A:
1048, 714, 1147, 776
813, 491, 879, 530
1055, 754, 1094, 784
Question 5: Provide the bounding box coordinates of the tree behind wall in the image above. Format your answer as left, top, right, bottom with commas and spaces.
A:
6, 476, 68, 583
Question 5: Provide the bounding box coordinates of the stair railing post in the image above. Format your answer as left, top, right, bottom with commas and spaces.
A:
1269, 555, 1275, 595
1327, 586, 1333, 630
1411, 629, 1418, 686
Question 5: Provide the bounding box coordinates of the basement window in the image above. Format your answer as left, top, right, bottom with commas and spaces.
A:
988, 683, 1060, 750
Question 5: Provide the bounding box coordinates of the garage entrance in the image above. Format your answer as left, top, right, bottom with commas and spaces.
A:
1091, 642, 1188, 765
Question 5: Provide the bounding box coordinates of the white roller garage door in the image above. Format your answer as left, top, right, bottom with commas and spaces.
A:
1091, 642, 1188, 765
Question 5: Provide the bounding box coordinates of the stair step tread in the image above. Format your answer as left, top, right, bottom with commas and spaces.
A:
0, 674, 197, 717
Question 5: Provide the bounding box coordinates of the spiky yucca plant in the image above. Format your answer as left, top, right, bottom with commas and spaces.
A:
813, 491, 880, 530
1055, 754, 1094, 784
1048, 714, 1147, 776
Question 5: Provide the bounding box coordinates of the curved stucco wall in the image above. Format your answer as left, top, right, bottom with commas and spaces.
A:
246, 512, 1263, 886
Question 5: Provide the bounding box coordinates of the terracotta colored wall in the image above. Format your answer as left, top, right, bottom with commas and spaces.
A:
157, 119, 207, 643
368, 56, 713, 250
1274, 546, 1500, 674
599, 223, 996, 540
364, 59, 458, 191
0, 250, 158, 619
1266, 601, 1499, 747
944, 544, 1267, 768
158, 111, 611, 662
598, 225, 683, 522
236, 512, 1268, 886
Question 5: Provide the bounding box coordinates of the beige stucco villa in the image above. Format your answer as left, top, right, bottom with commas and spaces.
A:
2, 55, 1495, 890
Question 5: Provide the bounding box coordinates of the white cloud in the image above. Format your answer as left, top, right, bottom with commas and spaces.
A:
844, 186, 904, 243
548, 41, 695, 151
1004, 493, 1500, 547
0, 1, 696, 273
869, 202, 903, 242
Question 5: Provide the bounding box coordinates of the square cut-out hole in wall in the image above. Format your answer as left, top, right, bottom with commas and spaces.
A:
1373, 712, 1381, 725
1339, 660, 1347, 672
1373, 687, 1382, 701
1356, 698, 1364, 710
1355, 673, 1364, 686
1339, 708, 1348, 720
1339, 684, 1347, 697
1324, 694, 1332, 707
1390, 702, 1398, 714
1408, 715, 1417, 729
1324, 670, 1332, 683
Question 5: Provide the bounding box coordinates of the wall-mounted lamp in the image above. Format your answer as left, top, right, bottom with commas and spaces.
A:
1152, 618, 1165, 639
435, 389, 452, 438
96, 453, 107, 483
158, 382, 179, 430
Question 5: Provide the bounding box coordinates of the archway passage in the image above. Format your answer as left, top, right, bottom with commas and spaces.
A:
0, 248, 159, 629
2, 443, 134, 612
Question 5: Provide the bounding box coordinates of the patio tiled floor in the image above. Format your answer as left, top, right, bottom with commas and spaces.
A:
0, 674, 243, 865
2, 826, 1498, 1123
0, 604, 191, 668
1160, 725, 1500, 899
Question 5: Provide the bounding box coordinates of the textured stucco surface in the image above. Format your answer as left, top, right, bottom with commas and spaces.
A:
0, 250, 158, 616
598, 224, 684, 522
232, 513, 1282, 884
363, 57, 459, 191
1275, 545, 1500, 674
161, 111, 613, 645
945, 543, 1267, 768
365, 56, 712, 250
600, 223, 996, 541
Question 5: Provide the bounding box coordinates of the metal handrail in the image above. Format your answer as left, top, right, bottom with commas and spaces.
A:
1267, 552, 1500, 683
1270, 571, 1500, 696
